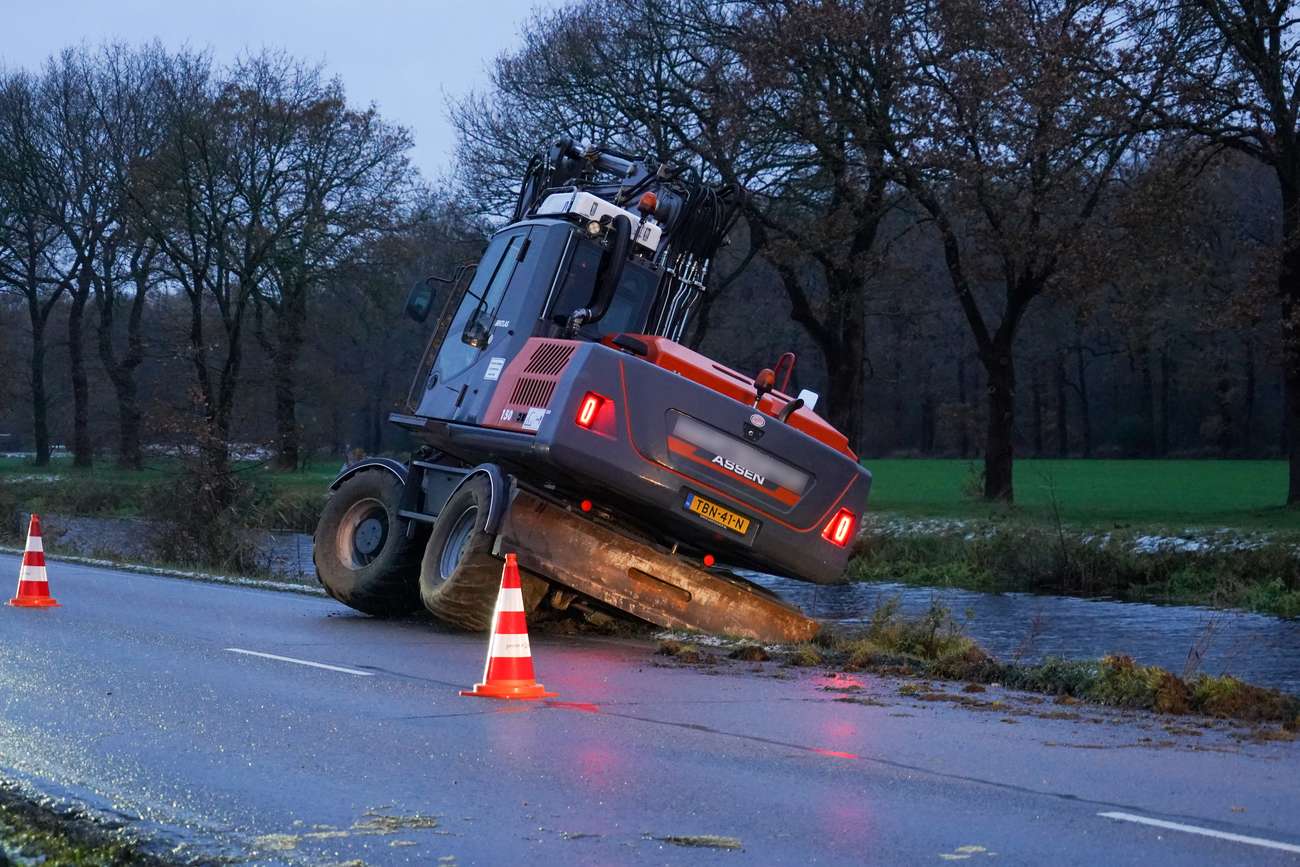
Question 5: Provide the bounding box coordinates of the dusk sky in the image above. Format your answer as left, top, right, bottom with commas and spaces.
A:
0, 0, 548, 178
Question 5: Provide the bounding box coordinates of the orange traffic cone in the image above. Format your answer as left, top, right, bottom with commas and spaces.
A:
8, 514, 59, 608
461, 553, 556, 700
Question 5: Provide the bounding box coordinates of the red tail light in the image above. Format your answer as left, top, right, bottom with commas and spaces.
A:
576, 392, 606, 429
822, 508, 856, 547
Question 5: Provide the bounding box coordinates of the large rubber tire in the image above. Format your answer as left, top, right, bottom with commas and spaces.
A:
419, 476, 547, 631
313, 468, 426, 616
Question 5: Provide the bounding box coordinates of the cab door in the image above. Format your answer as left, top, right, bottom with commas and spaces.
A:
416, 227, 532, 421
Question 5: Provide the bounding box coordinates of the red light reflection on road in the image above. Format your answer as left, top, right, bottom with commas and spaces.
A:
546, 700, 601, 714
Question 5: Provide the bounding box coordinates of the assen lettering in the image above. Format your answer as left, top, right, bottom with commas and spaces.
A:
711, 454, 767, 486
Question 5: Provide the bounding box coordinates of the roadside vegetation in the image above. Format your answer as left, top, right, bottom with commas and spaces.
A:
0, 453, 330, 574
853, 523, 1300, 617
661, 599, 1300, 730
0, 783, 175, 866
0, 455, 330, 532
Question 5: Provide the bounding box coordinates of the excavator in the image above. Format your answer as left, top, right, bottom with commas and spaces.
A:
312, 139, 872, 642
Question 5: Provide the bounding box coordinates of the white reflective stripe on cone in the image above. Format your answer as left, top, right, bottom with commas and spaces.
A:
19, 566, 46, 583
496, 587, 525, 612
488, 632, 533, 658
26, 536, 43, 553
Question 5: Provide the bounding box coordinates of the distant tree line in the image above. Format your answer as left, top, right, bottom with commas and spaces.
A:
3, 0, 1300, 507
0, 44, 472, 477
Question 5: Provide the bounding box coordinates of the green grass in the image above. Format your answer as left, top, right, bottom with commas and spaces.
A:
865, 458, 1300, 531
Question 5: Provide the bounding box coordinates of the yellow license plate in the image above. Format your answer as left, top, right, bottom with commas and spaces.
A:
685, 493, 751, 535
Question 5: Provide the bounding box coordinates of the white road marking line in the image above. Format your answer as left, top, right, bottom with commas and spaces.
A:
1098, 812, 1300, 855
224, 648, 374, 677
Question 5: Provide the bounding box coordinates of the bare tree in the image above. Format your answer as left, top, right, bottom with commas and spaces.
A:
131, 51, 327, 474
878, 0, 1178, 499
725, 0, 913, 452
257, 79, 414, 470
87, 44, 168, 470
1170, 0, 1300, 502
0, 70, 66, 467
35, 47, 130, 468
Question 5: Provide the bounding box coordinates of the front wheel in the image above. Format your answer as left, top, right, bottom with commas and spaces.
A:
314, 468, 426, 616
419, 476, 547, 630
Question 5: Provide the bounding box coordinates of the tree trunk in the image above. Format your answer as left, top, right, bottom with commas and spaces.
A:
1278, 177, 1300, 504
920, 366, 935, 454
957, 354, 970, 458
981, 343, 1015, 502
1055, 351, 1069, 457
29, 318, 51, 467
1158, 348, 1171, 457
1031, 370, 1044, 456
272, 291, 306, 471
95, 266, 148, 471
1139, 349, 1155, 457
1242, 338, 1255, 453
781, 267, 867, 453
891, 322, 905, 449
1074, 344, 1092, 457
1214, 358, 1234, 456
820, 308, 867, 454
68, 269, 93, 468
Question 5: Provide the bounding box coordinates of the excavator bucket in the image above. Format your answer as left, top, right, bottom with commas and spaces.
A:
497, 491, 818, 644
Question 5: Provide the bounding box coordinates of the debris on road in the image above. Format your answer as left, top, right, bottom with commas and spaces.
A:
653, 834, 744, 850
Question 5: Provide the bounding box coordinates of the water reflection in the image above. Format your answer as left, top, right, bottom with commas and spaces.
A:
751, 573, 1300, 694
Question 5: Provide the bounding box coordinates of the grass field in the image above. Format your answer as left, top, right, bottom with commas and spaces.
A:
865, 458, 1300, 531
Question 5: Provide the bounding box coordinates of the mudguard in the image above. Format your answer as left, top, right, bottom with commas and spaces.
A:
329, 457, 409, 491
442, 463, 511, 534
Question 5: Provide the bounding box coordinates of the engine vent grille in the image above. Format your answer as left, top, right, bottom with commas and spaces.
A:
510, 377, 557, 408
523, 342, 575, 376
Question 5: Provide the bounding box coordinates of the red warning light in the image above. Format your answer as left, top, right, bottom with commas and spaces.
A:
703, 553, 715, 567
822, 508, 856, 547
576, 392, 605, 429
580, 499, 593, 513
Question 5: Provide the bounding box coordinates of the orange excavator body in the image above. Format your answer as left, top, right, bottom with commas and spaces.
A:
602, 334, 856, 460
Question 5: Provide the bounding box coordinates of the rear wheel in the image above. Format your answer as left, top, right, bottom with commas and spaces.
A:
314, 468, 426, 616
419, 476, 547, 630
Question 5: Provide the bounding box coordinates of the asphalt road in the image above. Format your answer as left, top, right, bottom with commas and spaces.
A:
0, 554, 1297, 866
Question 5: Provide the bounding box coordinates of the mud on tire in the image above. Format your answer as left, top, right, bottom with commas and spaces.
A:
313, 468, 427, 616
420, 476, 547, 631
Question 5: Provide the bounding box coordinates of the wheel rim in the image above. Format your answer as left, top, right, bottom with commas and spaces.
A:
335, 498, 390, 569
439, 507, 478, 580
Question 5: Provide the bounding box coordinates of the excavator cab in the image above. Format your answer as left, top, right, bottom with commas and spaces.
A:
315, 137, 872, 643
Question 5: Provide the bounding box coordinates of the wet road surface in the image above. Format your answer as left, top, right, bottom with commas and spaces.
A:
0, 554, 1297, 865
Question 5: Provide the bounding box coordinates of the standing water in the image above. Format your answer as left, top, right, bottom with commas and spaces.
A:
754, 574, 1300, 695
262, 530, 1300, 695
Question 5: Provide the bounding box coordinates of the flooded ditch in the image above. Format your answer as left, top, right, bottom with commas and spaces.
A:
22, 513, 1300, 695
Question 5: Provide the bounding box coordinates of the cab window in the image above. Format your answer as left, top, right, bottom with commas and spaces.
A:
548, 236, 657, 337
432, 231, 527, 384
